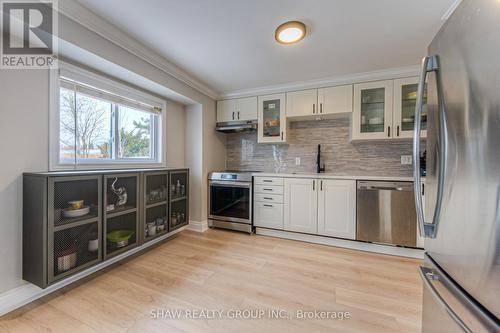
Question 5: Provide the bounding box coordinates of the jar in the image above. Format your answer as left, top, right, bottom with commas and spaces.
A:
148, 224, 157, 236
88, 232, 99, 253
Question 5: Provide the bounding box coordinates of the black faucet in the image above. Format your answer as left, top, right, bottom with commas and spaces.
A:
317, 144, 325, 173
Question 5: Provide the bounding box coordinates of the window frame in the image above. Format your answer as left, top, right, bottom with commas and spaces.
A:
49, 62, 166, 170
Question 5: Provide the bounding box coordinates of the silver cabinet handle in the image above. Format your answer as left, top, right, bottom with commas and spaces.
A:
210, 181, 251, 188
232, 111, 235, 120
365, 186, 405, 191
281, 131, 283, 141
263, 204, 273, 207
313, 104, 316, 114
263, 197, 273, 200
320, 103, 323, 114
414, 55, 447, 239
313, 180, 315, 191
237, 111, 240, 119
320, 180, 323, 191
420, 267, 471, 333
263, 188, 273, 191
263, 180, 273, 183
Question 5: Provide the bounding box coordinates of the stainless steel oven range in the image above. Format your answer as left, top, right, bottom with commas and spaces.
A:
208, 171, 255, 233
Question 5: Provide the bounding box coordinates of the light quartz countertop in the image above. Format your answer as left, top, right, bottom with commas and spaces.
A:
252, 172, 419, 182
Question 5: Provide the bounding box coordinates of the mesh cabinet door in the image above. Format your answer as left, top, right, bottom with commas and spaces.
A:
48, 175, 102, 284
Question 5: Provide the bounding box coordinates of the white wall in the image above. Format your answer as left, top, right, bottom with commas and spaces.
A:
202, 101, 225, 222
0, 69, 49, 293
185, 105, 203, 223
166, 101, 186, 168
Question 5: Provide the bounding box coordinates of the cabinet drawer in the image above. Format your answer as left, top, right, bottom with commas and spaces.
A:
254, 184, 284, 195
254, 177, 284, 186
254, 202, 283, 230
254, 193, 283, 204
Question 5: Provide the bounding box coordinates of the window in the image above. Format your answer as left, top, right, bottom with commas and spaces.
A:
51, 63, 165, 169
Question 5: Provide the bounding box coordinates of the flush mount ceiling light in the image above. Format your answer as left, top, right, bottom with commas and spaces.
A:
275, 21, 306, 45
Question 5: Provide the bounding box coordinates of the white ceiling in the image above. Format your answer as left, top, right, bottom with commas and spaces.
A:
75, 0, 456, 96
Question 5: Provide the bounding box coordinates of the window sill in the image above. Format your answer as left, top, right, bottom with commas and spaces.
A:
50, 161, 166, 172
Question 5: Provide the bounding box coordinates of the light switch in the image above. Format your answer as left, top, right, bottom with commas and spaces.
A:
295, 157, 301, 165
401, 155, 412, 165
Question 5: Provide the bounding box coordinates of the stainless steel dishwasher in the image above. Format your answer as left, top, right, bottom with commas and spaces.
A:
356, 181, 416, 247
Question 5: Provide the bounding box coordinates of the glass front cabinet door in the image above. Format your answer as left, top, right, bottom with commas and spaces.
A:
393, 77, 427, 139
352, 80, 393, 140
258, 93, 287, 143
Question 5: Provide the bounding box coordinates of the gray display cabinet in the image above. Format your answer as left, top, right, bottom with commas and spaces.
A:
23, 168, 189, 289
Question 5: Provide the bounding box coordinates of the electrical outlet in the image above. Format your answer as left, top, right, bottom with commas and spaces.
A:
401, 155, 412, 165
295, 157, 301, 166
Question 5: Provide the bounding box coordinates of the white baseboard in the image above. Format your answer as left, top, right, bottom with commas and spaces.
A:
0, 226, 187, 317
187, 220, 208, 233
255, 228, 424, 259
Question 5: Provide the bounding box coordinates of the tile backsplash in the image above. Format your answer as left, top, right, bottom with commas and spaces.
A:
226, 118, 418, 177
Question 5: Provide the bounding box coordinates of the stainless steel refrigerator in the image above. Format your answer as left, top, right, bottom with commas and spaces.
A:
413, 0, 500, 332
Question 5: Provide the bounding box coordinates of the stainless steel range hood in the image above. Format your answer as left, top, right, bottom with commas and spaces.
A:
215, 120, 257, 133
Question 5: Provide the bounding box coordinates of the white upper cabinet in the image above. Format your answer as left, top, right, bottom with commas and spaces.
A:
393, 77, 427, 139
286, 85, 353, 120
352, 80, 394, 140
235, 96, 257, 121
317, 179, 356, 239
318, 85, 353, 116
216, 96, 257, 122
216, 99, 237, 123
283, 178, 318, 234
286, 89, 318, 118
352, 77, 427, 141
258, 93, 287, 143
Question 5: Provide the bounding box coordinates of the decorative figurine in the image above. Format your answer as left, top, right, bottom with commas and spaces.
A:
111, 178, 128, 207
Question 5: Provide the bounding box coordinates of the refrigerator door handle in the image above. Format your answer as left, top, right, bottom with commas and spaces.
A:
414, 55, 446, 239
420, 266, 472, 333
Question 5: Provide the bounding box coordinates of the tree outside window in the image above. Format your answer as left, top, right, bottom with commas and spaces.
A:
59, 87, 155, 163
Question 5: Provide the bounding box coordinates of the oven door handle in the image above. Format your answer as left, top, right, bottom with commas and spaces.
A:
209, 181, 251, 188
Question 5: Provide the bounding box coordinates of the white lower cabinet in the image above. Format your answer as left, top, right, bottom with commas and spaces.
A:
283, 178, 318, 234
254, 184, 284, 195
259, 177, 356, 239
254, 193, 283, 203
317, 179, 356, 239
254, 202, 284, 229
254, 177, 284, 229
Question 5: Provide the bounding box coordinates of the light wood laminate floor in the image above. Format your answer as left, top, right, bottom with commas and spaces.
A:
0, 229, 423, 333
